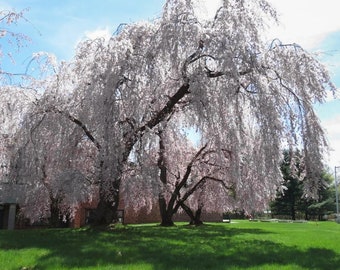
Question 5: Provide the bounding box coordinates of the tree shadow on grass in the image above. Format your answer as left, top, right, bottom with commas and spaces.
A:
0, 224, 339, 270
220, 241, 339, 270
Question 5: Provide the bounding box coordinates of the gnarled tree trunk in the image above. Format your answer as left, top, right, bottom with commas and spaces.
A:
180, 201, 204, 226
94, 183, 120, 225
159, 195, 175, 226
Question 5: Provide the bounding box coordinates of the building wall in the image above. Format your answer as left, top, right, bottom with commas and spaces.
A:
0, 203, 17, 230
72, 200, 98, 228
173, 211, 223, 223
0, 204, 9, 229
12, 196, 222, 228
73, 196, 222, 227
124, 204, 161, 224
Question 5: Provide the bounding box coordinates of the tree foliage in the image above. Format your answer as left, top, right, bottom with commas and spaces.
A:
1, 0, 335, 226
0, 8, 30, 83
8, 107, 97, 224
0, 86, 36, 202
271, 151, 334, 220
121, 118, 236, 225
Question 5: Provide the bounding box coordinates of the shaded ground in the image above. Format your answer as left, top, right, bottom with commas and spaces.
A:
0, 221, 339, 270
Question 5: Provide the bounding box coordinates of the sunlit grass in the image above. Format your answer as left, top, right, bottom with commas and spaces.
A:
0, 220, 339, 269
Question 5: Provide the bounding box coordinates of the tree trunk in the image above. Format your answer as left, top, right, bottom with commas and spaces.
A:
49, 197, 61, 228
291, 204, 296, 220
94, 199, 117, 225
191, 207, 203, 226
160, 213, 175, 226
157, 129, 175, 227
49, 194, 70, 228
48, 74, 192, 227
93, 179, 120, 225
93, 83, 190, 226
180, 202, 204, 226
159, 194, 175, 226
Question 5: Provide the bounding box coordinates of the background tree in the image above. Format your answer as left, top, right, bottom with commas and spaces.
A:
0, 35, 80, 226
8, 96, 97, 226
121, 118, 235, 226
0, 86, 36, 202
0, 8, 29, 82
306, 171, 334, 220
155, 123, 235, 226
7, 0, 335, 226
1, 8, 35, 179
271, 151, 333, 220
270, 151, 305, 220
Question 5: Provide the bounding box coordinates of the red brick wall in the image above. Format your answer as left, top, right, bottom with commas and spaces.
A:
73, 197, 223, 227
174, 211, 223, 223
124, 204, 161, 224
72, 200, 98, 228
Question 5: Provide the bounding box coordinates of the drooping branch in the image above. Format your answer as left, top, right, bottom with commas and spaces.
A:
43, 107, 102, 151
272, 70, 304, 106
126, 43, 208, 152
140, 41, 208, 134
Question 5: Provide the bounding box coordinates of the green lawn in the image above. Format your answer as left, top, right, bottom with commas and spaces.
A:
0, 220, 339, 270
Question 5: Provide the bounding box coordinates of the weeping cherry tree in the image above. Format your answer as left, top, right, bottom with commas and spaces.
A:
12, 0, 334, 225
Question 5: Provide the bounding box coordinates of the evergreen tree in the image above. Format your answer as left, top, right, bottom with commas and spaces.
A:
271, 150, 305, 220
307, 171, 334, 220
271, 151, 334, 220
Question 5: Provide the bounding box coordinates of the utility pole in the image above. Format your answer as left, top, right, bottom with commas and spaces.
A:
335, 166, 340, 223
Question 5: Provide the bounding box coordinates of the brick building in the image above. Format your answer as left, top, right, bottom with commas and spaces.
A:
72, 197, 222, 228
0, 203, 17, 230
1, 185, 222, 229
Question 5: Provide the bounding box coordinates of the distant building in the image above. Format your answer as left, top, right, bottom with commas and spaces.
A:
0, 202, 17, 230
1, 185, 222, 229
72, 196, 222, 228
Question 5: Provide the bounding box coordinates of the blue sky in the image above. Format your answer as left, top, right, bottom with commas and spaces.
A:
1, 0, 340, 170
1, 0, 163, 65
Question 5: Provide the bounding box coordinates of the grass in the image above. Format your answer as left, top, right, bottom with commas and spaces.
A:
0, 220, 340, 270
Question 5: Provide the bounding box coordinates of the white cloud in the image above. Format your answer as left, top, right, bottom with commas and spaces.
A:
85, 27, 111, 41
267, 0, 340, 49
193, 0, 340, 51
322, 114, 340, 169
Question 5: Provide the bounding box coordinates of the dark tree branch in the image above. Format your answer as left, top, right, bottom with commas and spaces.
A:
273, 70, 303, 105
178, 201, 195, 221
136, 82, 190, 137
174, 175, 234, 213
205, 67, 253, 78
44, 107, 102, 150
167, 143, 208, 213
181, 40, 205, 83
